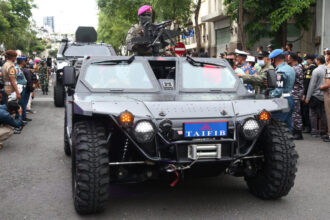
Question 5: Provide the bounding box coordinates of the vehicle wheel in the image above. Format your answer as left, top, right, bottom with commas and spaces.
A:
54, 83, 65, 107
245, 119, 298, 199
64, 111, 71, 156
72, 120, 110, 214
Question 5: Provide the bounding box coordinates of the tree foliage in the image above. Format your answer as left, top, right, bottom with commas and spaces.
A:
48, 49, 58, 58
97, 0, 194, 51
224, 0, 315, 47
0, 0, 46, 55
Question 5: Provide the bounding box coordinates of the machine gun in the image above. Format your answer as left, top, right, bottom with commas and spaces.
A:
129, 20, 185, 56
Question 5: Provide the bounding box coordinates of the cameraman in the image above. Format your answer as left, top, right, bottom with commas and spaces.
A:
0, 100, 23, 149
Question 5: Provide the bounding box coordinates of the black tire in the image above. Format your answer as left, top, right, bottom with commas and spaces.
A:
72, 121, 110, 214
245, 119, 298, 199
54, 83, 65, 107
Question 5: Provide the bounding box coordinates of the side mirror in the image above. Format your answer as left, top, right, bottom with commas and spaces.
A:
63, 66, 76, 87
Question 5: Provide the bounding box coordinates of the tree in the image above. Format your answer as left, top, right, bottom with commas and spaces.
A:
152, 0, 193, 26
97, 0, 194, 52
97, 0, 151, 50
238, 0, 246, 50
0, 0, 44, 55
194, 0, 201, 53
224, 0, 315, 48
49, 49, 58, 58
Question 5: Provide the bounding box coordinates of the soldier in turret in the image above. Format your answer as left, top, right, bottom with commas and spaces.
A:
126, 5, 153, 56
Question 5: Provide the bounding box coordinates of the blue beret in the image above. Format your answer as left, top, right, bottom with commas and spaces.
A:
269, 49, 283, 59
17, 56, 27, 61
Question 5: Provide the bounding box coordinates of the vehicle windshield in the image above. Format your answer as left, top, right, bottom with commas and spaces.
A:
182, 62, 237, 90
84, 62, 154, 90
64, 45, 111, 57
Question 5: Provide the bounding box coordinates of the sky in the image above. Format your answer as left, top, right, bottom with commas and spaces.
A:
32, 0, 99, 34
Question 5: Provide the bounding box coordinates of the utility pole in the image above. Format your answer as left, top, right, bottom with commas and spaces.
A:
238, 0, 246, 51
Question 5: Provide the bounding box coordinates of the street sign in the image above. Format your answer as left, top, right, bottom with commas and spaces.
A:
174, 42, 186, 56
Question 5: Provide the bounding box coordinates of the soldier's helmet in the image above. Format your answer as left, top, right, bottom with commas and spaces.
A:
138, 5, 152, 16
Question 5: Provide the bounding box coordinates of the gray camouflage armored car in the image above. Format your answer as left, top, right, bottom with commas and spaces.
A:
54, 26, 116, 107
62, 55, 298, 214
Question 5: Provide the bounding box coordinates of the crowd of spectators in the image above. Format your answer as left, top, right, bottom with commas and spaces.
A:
0, 44, 329, 148
0, 50, 51, 149
214, 43, 330, 142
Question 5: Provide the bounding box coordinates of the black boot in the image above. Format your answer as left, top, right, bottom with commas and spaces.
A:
293, 130, 304, 140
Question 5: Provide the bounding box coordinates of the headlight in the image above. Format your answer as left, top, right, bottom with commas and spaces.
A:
242, 119, 260, 140
133, 120, 156, 143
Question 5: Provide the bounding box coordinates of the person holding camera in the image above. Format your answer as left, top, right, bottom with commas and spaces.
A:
0, 100, 23, 149
2, 50, 21, 101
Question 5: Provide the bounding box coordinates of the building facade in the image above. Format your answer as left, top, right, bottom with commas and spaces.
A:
182, 0, 239, 57
43, 16, 55, 33
315, 0, 330, 55
182, 0, 328, 56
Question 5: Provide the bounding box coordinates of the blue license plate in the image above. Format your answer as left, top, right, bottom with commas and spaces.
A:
184, 121, 228, 138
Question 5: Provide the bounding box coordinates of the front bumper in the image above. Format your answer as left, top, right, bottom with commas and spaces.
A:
115, 118, 262, 165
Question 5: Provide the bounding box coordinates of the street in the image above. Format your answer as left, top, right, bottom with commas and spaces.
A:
0, 91, 329, 220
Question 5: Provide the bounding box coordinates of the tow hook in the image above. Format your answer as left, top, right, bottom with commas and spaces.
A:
166, 164, 180, 187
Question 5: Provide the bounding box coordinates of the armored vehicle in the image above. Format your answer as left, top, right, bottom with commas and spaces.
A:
54, 26, 116, 107
62, 55, 298, 214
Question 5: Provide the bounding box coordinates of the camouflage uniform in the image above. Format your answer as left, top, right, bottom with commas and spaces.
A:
39, 65, 49, 94
241, 62, 274, 94
126, 24, 152, 56
291, 63, 304, 131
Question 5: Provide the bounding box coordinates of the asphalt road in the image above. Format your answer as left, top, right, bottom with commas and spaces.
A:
0, 91, 330, 220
